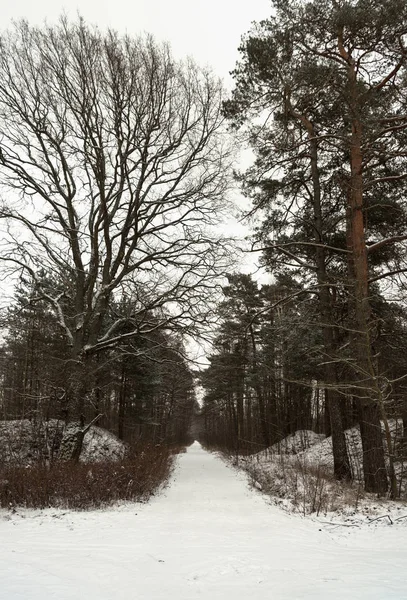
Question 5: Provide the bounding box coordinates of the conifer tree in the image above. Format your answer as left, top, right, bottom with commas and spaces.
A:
225, 0, 407, 494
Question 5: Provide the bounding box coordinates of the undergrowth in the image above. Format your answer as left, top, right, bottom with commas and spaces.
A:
232, 453, 366, 516
0, 443, 175, 509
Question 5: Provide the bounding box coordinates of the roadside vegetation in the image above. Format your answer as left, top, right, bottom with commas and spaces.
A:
201, 0, 407, 504
204, 428, 407, 520
0, 441, 175, 510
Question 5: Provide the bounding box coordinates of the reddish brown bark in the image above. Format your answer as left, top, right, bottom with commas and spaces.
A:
341, 32, 388, 494
297, 111, 351, 480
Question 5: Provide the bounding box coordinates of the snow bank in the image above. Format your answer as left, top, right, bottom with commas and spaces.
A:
302, 426, 363, 477
237, 423, 407, 518
240, 429, 325, 464
0, 419, 127, 464
245, 422, 404, 482
270, 430, 325, 455
301, 420, 405, 482
80, 425, 127, 462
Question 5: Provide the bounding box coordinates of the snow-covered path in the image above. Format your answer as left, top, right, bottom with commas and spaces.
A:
1, 442, 406, 599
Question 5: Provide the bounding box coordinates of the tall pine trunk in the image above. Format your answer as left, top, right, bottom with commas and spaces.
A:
249, 323, 270, 447
302, 117, 351, 480
343, 42, 388, 494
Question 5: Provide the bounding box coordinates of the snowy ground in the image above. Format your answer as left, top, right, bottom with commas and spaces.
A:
0, 420, 127, 464
1, 442, 407, 600
268, 429, 326, 455
238, 425, 407, 516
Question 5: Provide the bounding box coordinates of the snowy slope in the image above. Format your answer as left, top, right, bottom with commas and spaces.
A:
261, 430, 325, 456
301, 426, 364, 477
1, 442, 407, 600
242, 424, 405, 483
0, 419, 126, 464
302, 420, 405, 482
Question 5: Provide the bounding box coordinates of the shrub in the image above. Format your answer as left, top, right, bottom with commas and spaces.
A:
237, 453, 365, 516
0, 443, 174, 509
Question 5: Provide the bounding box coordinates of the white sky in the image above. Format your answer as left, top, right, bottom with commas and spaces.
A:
1, 0, 271, 88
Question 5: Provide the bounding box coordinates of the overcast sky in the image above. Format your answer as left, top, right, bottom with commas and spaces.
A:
1, 0, 271, 87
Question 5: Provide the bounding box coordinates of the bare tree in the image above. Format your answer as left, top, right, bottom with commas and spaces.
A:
0, 19, 232, 458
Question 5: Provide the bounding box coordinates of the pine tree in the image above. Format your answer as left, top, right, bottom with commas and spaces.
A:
225, 0, 407, 494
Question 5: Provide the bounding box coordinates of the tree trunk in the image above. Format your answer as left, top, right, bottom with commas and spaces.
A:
345, 52, 388, 494
304, 121, 351, 480
118, 365, 126, 441
249, 323, 270, 447
58, 357, 88, 461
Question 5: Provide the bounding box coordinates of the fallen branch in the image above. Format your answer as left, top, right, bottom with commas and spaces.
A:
81, 413, 104, 435
367, 514, 393, 525
317, 520, 357, 528
394, 514, 407, 522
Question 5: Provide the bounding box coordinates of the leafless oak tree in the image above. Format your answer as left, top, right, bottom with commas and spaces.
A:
0, 19, 232, 457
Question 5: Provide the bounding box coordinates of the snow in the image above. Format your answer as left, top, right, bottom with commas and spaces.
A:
301, 421, 406, 485
77, 425, 127, 462
303, 426, 363, 474
1, 441, 407, 599
267, 429, 326, 455
237, 427, 407, 516
0, 420, 127, 464
243, 423, 406, 486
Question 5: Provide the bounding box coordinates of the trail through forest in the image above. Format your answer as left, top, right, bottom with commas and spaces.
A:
1, 442, 406, 599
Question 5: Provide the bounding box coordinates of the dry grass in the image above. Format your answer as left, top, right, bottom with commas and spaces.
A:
0, 443, 174, 509
237, 453, 365, 516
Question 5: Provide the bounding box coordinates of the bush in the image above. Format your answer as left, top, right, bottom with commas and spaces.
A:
0, 443, 174, 509
235, 453, 365, 516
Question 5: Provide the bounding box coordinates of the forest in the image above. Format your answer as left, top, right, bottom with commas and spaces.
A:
201, 0, 407, 501
1, 0, 407, 507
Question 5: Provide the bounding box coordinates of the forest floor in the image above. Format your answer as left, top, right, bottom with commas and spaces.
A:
1, 441, 407, 600
234, 427, 407, 520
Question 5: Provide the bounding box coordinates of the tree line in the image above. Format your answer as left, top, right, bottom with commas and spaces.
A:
201, 273, 407, 494
0, 277, 197, 446
202, 0, 407, 497
0, 1, 407, 498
